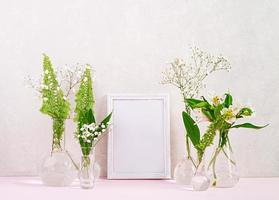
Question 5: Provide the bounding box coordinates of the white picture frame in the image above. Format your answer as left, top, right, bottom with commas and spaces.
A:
107, 94, 171, 179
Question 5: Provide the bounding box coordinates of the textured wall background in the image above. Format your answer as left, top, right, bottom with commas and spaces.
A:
0, 0, 278, 177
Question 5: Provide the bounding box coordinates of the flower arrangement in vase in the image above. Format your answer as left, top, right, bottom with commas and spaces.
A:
184, 93, 267, 188
26, 54, 85, 186
74, 65, 112, 189
161, 46, 231, 188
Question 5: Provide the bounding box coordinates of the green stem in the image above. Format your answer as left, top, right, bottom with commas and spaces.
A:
52, 118, 64, 153
210, 147, 221, 186
186, 136, 197, 169
66, 150, 79, 170
221, 148, 236, 166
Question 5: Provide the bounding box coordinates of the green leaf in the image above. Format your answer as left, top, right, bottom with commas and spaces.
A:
101, 112, 113, 125
192, 101, 209, 109
214, 104, 224, 118
224, 93, 233, 108
85, 109, 96, 124
201, 108, 214, 121
186, 98, 204, 109
231, 123, 268, 129
182, 111, 200, 146
236, 107, 253, 118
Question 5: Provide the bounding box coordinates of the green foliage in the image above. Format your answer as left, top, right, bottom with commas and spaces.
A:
74, 65, 95, 124
183, 93, 267, 164
196, 123, 217, 161
74, 66, 112, 156
182, 111, 200, 147
40, 54, 70, 119
231, 123, 268, 129
223, 93, 233, 108
39, 54, 70, 148
236, 107, 253, 118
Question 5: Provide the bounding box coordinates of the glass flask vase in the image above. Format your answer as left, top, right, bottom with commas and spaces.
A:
39, 148, 77, 187
173, 156, 195, 187
208, 142, 239, 188
191, 158, 210, 191
79, 153, 96, 189
39, 120, 77, 187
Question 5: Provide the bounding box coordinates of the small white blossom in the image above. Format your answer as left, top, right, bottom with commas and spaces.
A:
44, 70, 49, 75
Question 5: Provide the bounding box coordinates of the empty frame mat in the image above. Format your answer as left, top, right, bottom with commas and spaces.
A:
107, 94, 170, 179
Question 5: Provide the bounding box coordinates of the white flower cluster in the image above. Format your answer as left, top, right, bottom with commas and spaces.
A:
75, 122, 110, 145
162, 47, 231, 103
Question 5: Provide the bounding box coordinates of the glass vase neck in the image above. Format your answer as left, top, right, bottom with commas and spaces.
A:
52, 118, 65, 152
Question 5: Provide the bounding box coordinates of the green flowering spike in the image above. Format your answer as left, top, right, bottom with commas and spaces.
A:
39, 54, 70, 149
196, 123, 217, 161
40, 54, 70, 120
74, 65, 95, 131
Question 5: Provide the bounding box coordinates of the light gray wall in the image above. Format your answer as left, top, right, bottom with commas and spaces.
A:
0, 0, 278, 177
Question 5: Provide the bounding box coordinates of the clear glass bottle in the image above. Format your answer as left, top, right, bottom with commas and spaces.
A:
174, 156, 195, 187
191, 158, 210, 191
39, 148, 77, 186
79, 153, 96, 189
208, 142, 239, 188
39, 121, 77, 187
94, 161, 101, 179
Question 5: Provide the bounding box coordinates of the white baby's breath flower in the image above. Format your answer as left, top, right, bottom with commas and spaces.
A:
101, 124, 106, 129
43, 97, 48, 102
44, 70, 49, 75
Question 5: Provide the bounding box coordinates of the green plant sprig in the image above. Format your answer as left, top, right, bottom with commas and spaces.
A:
182, 93, 268, 164
40, 54, 70, 149
74, 65, 112, 157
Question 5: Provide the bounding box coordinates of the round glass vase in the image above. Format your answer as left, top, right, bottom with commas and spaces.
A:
79, 153, 96, 189
208, 142, 239, 188
191, 158, 210, 191
39, 147, 77, 187
39, 120, 77, 187
173, 156, 195, 187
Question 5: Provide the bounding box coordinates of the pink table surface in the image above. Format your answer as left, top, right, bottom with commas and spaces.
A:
0, 177, 278, 200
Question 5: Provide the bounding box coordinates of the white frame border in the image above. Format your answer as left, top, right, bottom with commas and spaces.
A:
107, 94, 171, 179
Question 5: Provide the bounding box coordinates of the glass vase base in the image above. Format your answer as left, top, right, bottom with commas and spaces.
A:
39, 151, 77, 187
212, 176, 239, 188
80, 180, 95, 189
191, 175, 210, 191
